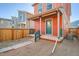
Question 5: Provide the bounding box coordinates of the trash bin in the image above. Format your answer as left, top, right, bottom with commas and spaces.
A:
35, 30, 40, 42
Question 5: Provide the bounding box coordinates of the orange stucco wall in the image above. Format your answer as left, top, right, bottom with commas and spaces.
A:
53, 16, 58, 36
35, 19, 45, 34
33, 3, 71, 18
33, 3, 68, 36
42, 3, 47, 13
35, 20, 40, 32
53, 3, 64, 8
41, 21, 45, 34
33, 4, 38, 15
34, 15, 62, 36
64, 3, 71, 16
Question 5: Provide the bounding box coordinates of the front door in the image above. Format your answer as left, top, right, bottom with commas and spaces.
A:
46, 20, 52, 34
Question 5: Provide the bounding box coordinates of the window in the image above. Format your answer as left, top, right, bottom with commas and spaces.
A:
23, 13, 26, 21
47, 3, 52, 10
18, 12, 23, 22
38, 3, 42, 13
19, 15, 22, 21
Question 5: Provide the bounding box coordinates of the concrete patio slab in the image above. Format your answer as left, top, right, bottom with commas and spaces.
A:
0, 39, 55, 56
53, 39, 79, 56
0, 38, 79, 56
0, 37, 33, 53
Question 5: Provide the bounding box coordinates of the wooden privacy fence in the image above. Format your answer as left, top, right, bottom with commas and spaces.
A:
0, 28, 29, 42
68, 28, 79, 38
63, 28, 79, 39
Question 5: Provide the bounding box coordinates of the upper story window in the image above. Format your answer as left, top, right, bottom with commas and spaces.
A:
38, 3, 42, 13
47, 3, 52, 10
19, 15, 22, 20
18, 12, 23, 21
18, 12, 26, 22
23, 13, 26, 21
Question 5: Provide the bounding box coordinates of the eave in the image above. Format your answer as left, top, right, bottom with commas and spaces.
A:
28, 7, 62, 21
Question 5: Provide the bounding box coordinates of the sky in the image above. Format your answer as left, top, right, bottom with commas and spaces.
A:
0, 3, 34, 19
71, 3, 79, 22
0, 3, 79, 22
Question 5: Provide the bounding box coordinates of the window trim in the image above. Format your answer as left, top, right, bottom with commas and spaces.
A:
46, 3, 53, 11
38, 3, 42, 13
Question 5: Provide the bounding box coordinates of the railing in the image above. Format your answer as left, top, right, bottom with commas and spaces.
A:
35, 30, 40, 42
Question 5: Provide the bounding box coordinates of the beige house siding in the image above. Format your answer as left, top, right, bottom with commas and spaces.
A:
0, 18, 12, 28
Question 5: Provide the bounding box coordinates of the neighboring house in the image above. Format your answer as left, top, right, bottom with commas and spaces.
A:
29, 3, 71, 37
68, 20, 79, 39
70, 20, 79, 28
0, 18, 12, 28
18, 10, 34, 29
11, 16, 18, 28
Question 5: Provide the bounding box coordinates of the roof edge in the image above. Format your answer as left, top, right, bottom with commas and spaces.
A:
32, 3, 38, 6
